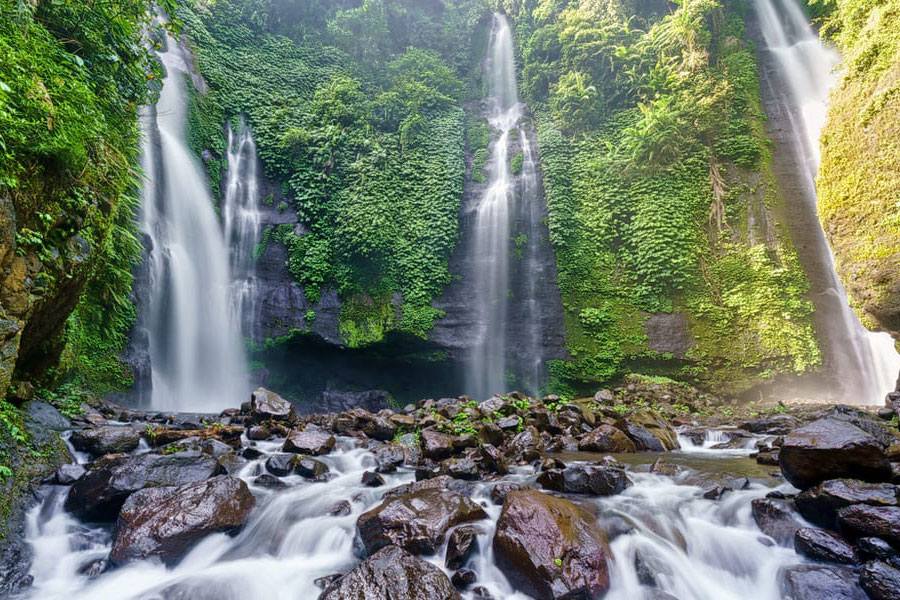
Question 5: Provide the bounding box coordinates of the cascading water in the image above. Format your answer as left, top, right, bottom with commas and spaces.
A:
467, 14, 551, 400
139, 37, 247, 412
755, 0, 900, 403
222, 117, 262, 343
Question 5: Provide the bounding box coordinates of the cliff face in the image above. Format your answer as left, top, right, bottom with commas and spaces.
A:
815, 0, 900, 339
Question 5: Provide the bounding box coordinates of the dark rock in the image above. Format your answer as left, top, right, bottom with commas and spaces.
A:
241, 447, 264, 460
795, 479, 899, 528
69, 426, 140, 457
860, 560, 900, 600
295, 457, 329, 480
825, 405, 900, 449
858, 537, 900, 562
55, 463, 85, 485
739, 415, 800, 435
329, 500, 352, 517
446, 525, 480, 569
778, 565, 866, 600
751, 498, 804, 546
838, 505, 900, 546
615, 410, 679, 452
356, 488, 487, 556
363, 416, 398, 441
451, 569, 476, 590
537, 464, 627, 496
159, 437, 234, 458
314, 574, 342, 590
319, 545, 460, 600
490, 481, 531, 505
479, 444, 508, 475
493, 489, 611, 600
383, 475, 474, 500
266, 453, 299, 477
443, 449, 482, 481
471, 586, 494, 600
422, 429, 456, 460
756, 450, 780, 466
78, 558, 108, 577
578, 424, 636, 453
253, 474, 287, 489
779, 418, 891, 489
504, 426, 545, 464
282, 430, 335, 455
109, 476, 254, 565
373, 443, 405, 473
65, 453, 225, 521
247, 426, 272, 441
478, 422, 504, 446
794, 528, 859, 564
150, 426, 244, 449
362, 471, 385, 487
496, 416, 520, 431
250, 387, 294, 423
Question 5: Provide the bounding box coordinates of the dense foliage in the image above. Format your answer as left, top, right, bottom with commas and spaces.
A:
503, 0, 821, 394
811, 0, 900, 336
180, 0, 486, 341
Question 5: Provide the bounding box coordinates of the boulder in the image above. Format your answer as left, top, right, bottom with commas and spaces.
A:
504, 426, 545, 464
422, 429, 456, 460
451, 569, 476, 590
362, 471, 385, 487
795, 479, 899, 528
382, 475, 473, 501
356, 488, 487, 556
65, 453, 225, 521
69, 426, 141, 457
150, 426, 244, 449
250, 387, 294, 423
373, 443, 406, 473
442, 450, 483, 481
266, 453, 299, 477
319, 545, 460, 600
109, 476, 254, 565
778, 565, 866, 600
615, 410, 679, 451
778, 418, 891, 490
537, 464, 627, 496
738, 415, 800, 435
859, 560, 900, 600
446, 525, 480, 569
55, 463, 85, 485
578, 425, 636, 453
493, 489, 611, 599
858, 537, 900, 562
253, 474, 287, 489
282, 430, 335, 455
490, 482, 532, 505
837, 505, 900, 546
751, 498, 804, 546
794, 528, 859, 565
363, 416, 398, 441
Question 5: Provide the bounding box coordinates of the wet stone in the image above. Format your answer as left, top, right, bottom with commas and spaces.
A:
860, 560, 900, 600
446, 525, 480, 570
362, 471, 385, 487
794, 528, 859, 565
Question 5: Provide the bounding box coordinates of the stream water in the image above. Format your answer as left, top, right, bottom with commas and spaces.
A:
755, 0, 900, 403
17, 431, 806, 600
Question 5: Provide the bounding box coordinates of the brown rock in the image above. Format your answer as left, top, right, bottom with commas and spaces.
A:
578, 424, 636, 453
282, 430, 335, 455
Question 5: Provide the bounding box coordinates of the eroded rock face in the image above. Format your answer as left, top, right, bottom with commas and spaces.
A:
319, 545, 460, 600
578, 425, 636, 453
778, 565, 867, 600
779, 418, 891, 489
110, 476, 254, 565
282, 430, 335, 455
356, 488, 487, 556
250, 387, 294, 423
69, 426, 141, 457
65, 453, 225, 521
795, 479, 899, 528
493, 489, 611, 600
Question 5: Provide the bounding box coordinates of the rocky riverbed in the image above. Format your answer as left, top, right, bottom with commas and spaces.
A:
4, 381, 900, 599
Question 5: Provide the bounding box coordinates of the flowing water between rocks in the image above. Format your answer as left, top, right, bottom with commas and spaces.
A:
17, 430, 806, 600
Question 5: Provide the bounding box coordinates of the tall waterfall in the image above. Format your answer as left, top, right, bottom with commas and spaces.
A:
223, 118, 261, 343
755, 0, 900, 403
467, 14, 550, 400
139, 38, 248, 412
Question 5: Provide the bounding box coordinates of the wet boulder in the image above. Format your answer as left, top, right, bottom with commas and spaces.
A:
615, 410, 679, 452
795, 479, 899, 528
69, 426, 141, 457
738, 415, 800, 436
319, 545, 460, 600
65, 453, 225, 521
837, 505, 900, 546
859, 560, 900, 600
363, 415, 398, 441
858, 537, 900, 562
794, 528, 859, 565
253, 474, 287, 489
751, 498, 805, 546
109, 476, 254, 565
778, 565, 866, 600
779, 418, 891, 490
493, 489, 611, 599
373, 443, 406, 473
356, 488, 487, 556
446, 525, 481, 569
282, 430, 335, 456
362, 471, 385, 487
504, 426, 545, 464
150, 426, 244, 449
250, 387, 294, 423
442, 449, 483, 481
578, 424, 636, 453
382, 475, 473, 501
490, 482, 532, 505
422, 429, 456, 460
54, 463, 85, 485
537, 464, 628, 496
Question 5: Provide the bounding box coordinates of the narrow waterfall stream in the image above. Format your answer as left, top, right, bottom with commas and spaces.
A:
139, 37, 248, 412
17, 429, 803, 600
755, 0, 900, 403
222, 117, 262, 343
467, 14, 553, 400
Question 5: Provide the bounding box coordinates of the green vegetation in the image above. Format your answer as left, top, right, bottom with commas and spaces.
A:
180, 0, 488, 342
506, 0, 821, 394
810, 0, 900, 336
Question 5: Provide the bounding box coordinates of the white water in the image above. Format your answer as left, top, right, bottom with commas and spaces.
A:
222, 117, 262, 343
468, 14, 549, 399
19, 434, 803, 600
140, 38, 248, 412
756, 0, 900, 403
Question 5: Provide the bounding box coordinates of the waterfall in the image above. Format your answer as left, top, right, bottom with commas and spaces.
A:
139, 37, 248, 413
755, 0, 900, 403
467, 13, 552, 400
222, 117, 262, 343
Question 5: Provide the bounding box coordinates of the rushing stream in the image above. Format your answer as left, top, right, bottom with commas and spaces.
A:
755, 0, 900, 403
18, 429, 805, 600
